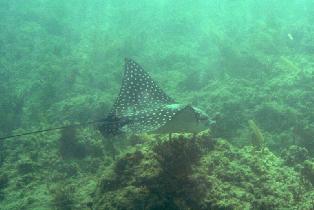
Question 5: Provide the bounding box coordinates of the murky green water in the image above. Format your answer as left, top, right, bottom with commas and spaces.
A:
0, 1, 313, 209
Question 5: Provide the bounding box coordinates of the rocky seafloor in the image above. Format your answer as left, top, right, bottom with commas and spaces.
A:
1, 1, 314, 209
0, 127, 313, 210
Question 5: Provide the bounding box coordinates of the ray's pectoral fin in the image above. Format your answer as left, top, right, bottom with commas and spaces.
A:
155, 105, 201, 134
99, 58, 177, 136
110, 58, 175, 117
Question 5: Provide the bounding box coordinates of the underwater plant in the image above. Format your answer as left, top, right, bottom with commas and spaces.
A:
114, 151, 144, 175
281, 145, 309, 167
293, 123, 314, 155
248, 120, 265, 151
93, 132, 314, 209
279, 56, 302, 72
50, 185, 75, 210
0, 173, 8, 200
58, 127, 87, 159
0, 174, 8, 190
153, 136, 201, 176
151, 136, 205, 209
301, 160, 314, 185
16, 158, 37, 175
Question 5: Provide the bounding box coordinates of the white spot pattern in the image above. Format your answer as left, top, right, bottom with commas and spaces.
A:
108, 58, 178, 133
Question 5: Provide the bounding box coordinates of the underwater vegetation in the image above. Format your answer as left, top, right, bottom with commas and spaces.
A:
92, 132, 314, 210
50, 185, 75, 210
58, 127, 87, 159
0, 0, 314, 209
302, 160, 314, 185
248, 119, 265, 151
0, 173, 9, 200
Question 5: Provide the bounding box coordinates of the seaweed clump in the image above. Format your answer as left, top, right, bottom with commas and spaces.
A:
0, 174, 8, 190
16, 159, 36, 174
93, 133, 211, 210
50, 185, 75, 210
153, 136, 201, 176
248, 119, 265, 150
58, 127, 86, 159
0, 173, 9, 200
92, 132, 313, 210
114, 151, 144, 175
293, 123, 314, 155
301, 160, 314, 185
281, 145, 309, 167
150, 135, 205, 209
97, 150, 145, 196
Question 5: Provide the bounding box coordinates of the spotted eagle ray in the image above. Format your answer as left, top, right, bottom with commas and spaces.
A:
98, 58, 214, 137
0, 58, 214, 140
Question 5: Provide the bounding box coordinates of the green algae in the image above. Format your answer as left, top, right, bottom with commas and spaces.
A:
248, 120, 265, 151
93, 132, 313, 210
0, 1, 314, 209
